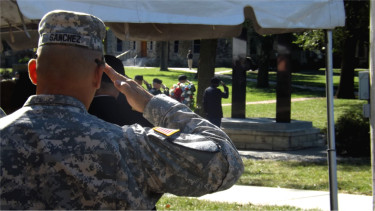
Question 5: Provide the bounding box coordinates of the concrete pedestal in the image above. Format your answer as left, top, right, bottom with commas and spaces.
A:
221, 118, 324, 150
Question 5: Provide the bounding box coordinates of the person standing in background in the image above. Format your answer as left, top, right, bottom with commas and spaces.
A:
203, 77, 229, 127
89, 55, 153, 127
148, 78, 169, 96
134, 75, 152, 90
187, 49, 193, 70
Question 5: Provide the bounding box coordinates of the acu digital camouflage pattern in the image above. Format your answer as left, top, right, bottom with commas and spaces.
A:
38, 10, 106, 51
0, 94, 244, 209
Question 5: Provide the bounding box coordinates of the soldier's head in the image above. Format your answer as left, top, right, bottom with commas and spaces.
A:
94, 55, 125, 99
211, 77, 221, 87
178, 75, 187, 83
28, 10, 106, 109
134, 75, 143, 85
152, 78, 162, 90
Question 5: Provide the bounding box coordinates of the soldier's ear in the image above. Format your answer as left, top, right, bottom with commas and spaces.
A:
28, 59, 37, 85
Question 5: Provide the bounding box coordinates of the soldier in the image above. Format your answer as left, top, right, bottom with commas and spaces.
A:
203, 77, 229, 127
0, 10, 243, 210
148, 78, 169, 96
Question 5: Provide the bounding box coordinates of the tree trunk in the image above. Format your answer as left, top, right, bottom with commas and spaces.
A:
195, 39, 218, 117
160, 41, 169, 71
276, 33, 292, 123
231, 57, 247, 118
335, 36, 356, 99
257, 36, 274, 88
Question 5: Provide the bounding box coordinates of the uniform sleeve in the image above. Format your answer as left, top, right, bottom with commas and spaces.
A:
134, 94, 243, 196
146, 83, 152, 90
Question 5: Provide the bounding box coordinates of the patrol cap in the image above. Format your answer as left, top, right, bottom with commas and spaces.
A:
153, 78, 162, 84
178, 75, 187, 81
134, 75, 143, 81
211, 77, 220, 85
38, 10, 106, 52
102, 55, 125, 83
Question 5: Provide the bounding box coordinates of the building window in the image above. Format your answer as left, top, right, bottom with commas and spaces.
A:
116, 38, 123, 52
174, 41, 179, 53
133, 41, 136, 50
193, 40, 200, 53
149, 41, 153, 50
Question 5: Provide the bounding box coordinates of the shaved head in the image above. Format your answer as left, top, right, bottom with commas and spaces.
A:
36, 45, 102, 80
32, 45, 104, 109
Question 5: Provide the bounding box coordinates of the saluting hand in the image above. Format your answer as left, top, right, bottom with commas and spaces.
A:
103, 64, 153, 113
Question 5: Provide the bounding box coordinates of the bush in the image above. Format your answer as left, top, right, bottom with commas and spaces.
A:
335, 108, 370, 157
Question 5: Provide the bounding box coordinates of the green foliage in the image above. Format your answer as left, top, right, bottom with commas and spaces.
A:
0, 68, 13, 79
18, 56, 30, 64
334, 108, 370, 157
293, 30, 325, 51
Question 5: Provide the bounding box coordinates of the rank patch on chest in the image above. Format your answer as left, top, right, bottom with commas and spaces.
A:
153, 127, 180, 136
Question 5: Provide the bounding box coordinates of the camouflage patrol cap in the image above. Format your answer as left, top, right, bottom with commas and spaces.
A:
38, 10, 106, 51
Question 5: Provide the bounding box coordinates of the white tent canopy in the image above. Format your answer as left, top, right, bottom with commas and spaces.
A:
1, 0, 345, 48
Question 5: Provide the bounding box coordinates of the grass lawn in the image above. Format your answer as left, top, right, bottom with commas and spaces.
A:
155, 196, 318, 211
222, 98, 367, 130
238, 159, 371, 196
124, 67, 326, 104
243, 68, 365, 90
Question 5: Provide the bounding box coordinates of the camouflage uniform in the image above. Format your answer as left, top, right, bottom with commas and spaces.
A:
0, 94, 243, 209
0, 10, 243, 210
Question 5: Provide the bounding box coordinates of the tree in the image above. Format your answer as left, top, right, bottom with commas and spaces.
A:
244, 19, 274, 88
195, 39, 218, 117
335, 0, 369, 98
293, 0, 369, 99
257, 35, 275, 88
160, 41, 169, 71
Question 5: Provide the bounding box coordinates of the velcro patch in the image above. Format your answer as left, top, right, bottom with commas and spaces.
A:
153, 127, 180, 136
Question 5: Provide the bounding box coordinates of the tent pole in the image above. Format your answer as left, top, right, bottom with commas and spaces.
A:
369, 0, 375, 209
325, 29, 338, 210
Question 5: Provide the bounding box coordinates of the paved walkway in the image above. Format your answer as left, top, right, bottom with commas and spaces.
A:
197, 185, 372, 211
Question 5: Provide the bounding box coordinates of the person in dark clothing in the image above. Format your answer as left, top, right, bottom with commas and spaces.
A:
89, 55, 153, 127
88, 78, 122, 125
10, 71, 36, 113
88, 55, 123, 125
148, 78, 169, 96
134, 75, 152, 90
203, 77, 229, 127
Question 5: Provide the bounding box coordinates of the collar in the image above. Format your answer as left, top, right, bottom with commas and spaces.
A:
24, 94, 87, 113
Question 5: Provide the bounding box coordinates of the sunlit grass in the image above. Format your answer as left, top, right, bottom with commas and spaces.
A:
156, 195, 317, 210
223, 98, 367, 130
238, 159, 371, 195
124, 67, 326, 105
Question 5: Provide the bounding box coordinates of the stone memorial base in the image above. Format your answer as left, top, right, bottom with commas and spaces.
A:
221, 118, 324, 151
